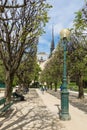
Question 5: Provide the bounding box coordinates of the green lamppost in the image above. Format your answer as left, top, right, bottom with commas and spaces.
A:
60, 29, 71, 120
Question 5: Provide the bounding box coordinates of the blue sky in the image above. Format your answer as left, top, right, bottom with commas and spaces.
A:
38, 0, 85, 54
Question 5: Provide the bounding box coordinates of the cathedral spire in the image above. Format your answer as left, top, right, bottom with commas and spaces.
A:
50, 26, 55, 56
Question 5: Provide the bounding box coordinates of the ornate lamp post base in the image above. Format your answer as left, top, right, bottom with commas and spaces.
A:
59, 90, 71, 120
60, 112, 71, 120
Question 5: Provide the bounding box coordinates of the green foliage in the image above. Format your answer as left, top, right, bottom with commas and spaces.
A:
84, 88, 87, 93
67, 2, 87, 98
0, 0, 52, 101
74, 2, 87, 31
74, 11, 84, 29
40, 43, 63, 85
15, 51, 41, 87
13, 75, 19, 87
68, 82, 78, 91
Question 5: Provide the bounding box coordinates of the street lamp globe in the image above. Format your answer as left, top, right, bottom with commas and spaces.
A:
60, 29, 70, 39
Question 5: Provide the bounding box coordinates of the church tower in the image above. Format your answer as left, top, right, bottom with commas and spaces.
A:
50, 26, 55, 56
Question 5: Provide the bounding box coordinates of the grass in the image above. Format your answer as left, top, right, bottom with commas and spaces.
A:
52, 82, 87, 93
68, 82, 87, 93
67, 82, 78, 91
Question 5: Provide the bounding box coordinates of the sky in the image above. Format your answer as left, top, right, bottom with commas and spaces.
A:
38, 0, 85, 55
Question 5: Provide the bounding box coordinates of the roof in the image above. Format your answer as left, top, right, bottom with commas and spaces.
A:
38, 52, 48, 55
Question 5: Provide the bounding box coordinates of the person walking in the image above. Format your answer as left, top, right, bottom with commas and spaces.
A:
41, 86, 45, 94
60, 84, 63, 91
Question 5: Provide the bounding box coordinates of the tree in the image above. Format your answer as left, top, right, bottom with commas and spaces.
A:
67, 38, 87, 98
65, 2, 87, 98
16, 52, 41, 88
67, 29, 87, 99
0, 59, 5, 83
15, 37, 38, 87
40, 42, 63, 91
0, 0, 52, 102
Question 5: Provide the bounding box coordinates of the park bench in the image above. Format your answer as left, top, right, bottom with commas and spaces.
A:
0, 97, 13, 115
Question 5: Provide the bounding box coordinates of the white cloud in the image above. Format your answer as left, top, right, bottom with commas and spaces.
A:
48, 0, 84, 26
44, 0, 84, 37
54, 23, 64, 36
38, 37, 51, 53
39, 37, 50, 46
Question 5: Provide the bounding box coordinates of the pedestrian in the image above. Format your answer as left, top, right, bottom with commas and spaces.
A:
60, 84, 63, 91
45, 86, 47, 91
41, 86, 44, 94
13, 89, 26, 101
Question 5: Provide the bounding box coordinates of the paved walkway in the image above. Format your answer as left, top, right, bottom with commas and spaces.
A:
0, 89, 87, 130
48, 89, 87, 113
37, 89, 87, 130
0, 89, 65, 130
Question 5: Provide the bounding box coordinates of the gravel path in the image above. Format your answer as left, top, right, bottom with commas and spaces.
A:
47, 89, 87, 114
0, 89, 65, 130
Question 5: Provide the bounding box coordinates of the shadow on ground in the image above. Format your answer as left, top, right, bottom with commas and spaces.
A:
0, 89, 64, 130
48, 90, 87, 114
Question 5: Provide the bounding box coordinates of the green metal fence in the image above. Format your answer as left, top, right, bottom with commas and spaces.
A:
0, 83, 5, 88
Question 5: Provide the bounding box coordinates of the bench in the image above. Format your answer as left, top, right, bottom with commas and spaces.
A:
0, 97, 13, 115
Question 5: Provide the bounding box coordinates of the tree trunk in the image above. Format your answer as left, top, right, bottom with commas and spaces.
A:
50, 83, 53, 90
5, 70, 14, 102
78, 74, 84, 99
47, 85, 49, 89
54, 82, 57, 92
